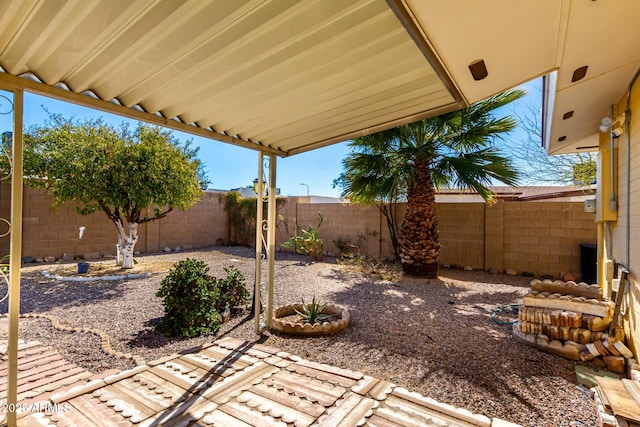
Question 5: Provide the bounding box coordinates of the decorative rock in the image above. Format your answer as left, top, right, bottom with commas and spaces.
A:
442, 264, 451, 268
220, 306, 231, 323
603, 355, 625, 374
62, 253, 74, 261
521, 271, 534, 277
21, 256, 36, 263
83, 252, 101, 260
163, 247, 172, 253
44, 255, 56, 262
613, 340, 634, 358
174, 246, 181, 252
540, 274, 555, 280
506, 268, 518, 276
134, 251, 140, 255
487, 267, 498, 274
463, 266, 473, 271
603, 339, 622, 357
563, 272, 576, 282
35, 258, 44, 263
451, 264, 463, 270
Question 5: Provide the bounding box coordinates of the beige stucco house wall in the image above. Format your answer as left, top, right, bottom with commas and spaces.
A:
601, 81, 640, 356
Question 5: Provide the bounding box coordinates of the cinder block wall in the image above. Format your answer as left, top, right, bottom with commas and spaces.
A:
286, 203, 382, 257
0, 184, 229, 259
436, 203, 485, 269
8, 183, 118, 258
153, 191, 226, 251
503, 201, 596, 278
279, 200, 596, 279
0, 185, 596, 279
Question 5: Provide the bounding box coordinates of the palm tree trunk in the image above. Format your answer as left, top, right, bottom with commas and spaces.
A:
399, 160, 440, 278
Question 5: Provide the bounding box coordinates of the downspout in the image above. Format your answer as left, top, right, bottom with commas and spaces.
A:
600, 106, 616, 293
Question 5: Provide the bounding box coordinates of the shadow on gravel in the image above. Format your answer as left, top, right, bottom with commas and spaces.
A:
0, 272, 127, 314
321, 267, 584, 424
128, 311, 256, 351
204, 245, 334, 265
127, 317, 177, 350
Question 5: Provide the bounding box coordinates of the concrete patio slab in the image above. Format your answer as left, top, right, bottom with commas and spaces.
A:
1, 338, 518, 426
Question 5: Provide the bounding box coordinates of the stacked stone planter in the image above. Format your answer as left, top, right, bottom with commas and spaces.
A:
513, 279, 632, 373
272, 303, 349, 336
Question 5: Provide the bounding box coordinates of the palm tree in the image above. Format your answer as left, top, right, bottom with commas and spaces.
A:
336, 89, 524, 278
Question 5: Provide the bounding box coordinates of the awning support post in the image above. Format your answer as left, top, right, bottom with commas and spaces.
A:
254, 152, 264, 334
265, 154, 277, 329
6, 88, 23, 427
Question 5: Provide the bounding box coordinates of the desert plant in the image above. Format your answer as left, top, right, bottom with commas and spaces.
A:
214, 265, 250, 312
156, 258, 221, 337
337, 254, 400, 282
295, 295, 332, 324
281, 212, 324, 261
334, 237, 361, 260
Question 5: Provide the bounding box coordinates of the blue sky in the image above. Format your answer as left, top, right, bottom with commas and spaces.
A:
22, 92, 351, 197
20, 79, 540, 197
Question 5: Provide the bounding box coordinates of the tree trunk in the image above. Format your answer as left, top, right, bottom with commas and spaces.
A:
399, 160, 440, 278
115, 221, 139, 269
378, 202, 401, 262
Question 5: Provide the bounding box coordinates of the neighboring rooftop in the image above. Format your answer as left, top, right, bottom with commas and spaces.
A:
435, 185, 596, 203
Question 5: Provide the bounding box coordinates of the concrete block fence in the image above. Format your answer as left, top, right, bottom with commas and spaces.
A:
0, 185, 596, 279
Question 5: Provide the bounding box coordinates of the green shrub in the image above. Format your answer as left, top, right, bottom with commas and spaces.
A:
156, 259, 251, 338
156, 258, 221, 337
214, 265, 251, 312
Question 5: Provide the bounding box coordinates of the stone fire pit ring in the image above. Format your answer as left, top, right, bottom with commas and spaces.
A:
272, 303, 349, 336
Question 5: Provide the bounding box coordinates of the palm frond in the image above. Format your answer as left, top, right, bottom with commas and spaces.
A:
433, 148, 520, 202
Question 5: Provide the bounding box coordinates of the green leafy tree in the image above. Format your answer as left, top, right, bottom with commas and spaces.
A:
335, 89, 524, 278
21, 115, 206, 268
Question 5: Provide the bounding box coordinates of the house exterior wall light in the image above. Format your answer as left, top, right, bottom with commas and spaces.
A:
253, 178, 266, 196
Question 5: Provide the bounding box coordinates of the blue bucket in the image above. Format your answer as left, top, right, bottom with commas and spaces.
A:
77, 262, 90, 274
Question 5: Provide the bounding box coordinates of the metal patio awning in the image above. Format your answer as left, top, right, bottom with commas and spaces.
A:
2, 1, 638, 157
1, 0, 465, 157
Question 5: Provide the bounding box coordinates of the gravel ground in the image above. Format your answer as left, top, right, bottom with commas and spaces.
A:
0, 246, 597, 427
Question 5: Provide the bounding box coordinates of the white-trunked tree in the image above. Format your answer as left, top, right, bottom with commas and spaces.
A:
23, 115, 206, 268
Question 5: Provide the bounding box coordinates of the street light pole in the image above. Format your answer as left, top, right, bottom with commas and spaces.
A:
300, 183, 309, 196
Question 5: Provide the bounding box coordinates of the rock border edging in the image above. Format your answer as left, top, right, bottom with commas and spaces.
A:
5, 313, 146, 366
41, 270, 149, 282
